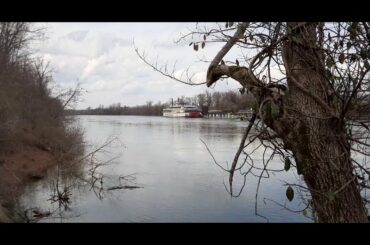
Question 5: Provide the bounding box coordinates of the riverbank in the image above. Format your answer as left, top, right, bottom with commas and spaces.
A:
0, 23, 86, 223
0, 141, 56, 222
0, 124, 84, 223
0, 204, 10, 222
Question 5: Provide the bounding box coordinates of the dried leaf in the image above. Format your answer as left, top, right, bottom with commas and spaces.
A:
286, 186, 294, 202
349, 23, 358, 40
189, 42, 193, 46
203, 34, 206, 41
296, 161, 304, 175
284, 157, 291, 171
346, 42, 352, 50
338, 53, 345, 64
201, 42, 205, 49
339, 40, 344, 48
360, 49, 368, 59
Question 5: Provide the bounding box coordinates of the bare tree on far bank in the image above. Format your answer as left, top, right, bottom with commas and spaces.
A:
68, 90, 256, 116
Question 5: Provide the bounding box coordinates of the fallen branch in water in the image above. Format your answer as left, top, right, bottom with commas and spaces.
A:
106, 185, 142, 191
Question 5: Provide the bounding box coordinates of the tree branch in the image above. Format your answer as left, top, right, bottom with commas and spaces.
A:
134, 45, 206, 86
229, 113, 257, 195
206, 22, 249, 86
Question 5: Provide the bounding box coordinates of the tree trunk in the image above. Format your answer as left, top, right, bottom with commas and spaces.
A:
283, 22, 368, 222
203, 22, 369, 222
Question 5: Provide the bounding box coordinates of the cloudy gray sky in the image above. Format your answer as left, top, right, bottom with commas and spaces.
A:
31, 23, 242, 109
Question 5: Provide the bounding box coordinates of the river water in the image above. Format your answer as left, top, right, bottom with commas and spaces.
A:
19, 115, 311, 222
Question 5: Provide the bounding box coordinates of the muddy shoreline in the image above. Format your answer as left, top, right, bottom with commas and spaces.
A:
0, 143, 55, 222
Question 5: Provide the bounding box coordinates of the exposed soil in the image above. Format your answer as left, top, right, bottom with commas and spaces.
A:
0, 143, 55, 222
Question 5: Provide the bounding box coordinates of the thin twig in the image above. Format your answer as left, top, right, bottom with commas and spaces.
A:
200, 138, 229, 172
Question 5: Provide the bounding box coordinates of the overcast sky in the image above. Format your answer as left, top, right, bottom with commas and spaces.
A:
31, 23, 242, 109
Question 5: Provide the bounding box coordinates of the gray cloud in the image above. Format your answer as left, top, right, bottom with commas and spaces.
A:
64, 30, 89, 42
32, 23, 241, 109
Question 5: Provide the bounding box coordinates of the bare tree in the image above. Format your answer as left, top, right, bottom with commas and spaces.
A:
137, 22, 370, 223
0, 22, 44, 68
0, 22, 86, 222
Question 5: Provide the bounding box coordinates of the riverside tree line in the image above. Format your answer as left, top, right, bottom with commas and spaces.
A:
68, 90, 256, 116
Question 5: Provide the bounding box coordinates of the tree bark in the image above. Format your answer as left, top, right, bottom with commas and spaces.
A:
282, 22, 368, 222
204, 22, 369, 222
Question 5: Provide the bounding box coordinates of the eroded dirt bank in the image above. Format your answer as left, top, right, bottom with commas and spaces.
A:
0, 143, 55, 222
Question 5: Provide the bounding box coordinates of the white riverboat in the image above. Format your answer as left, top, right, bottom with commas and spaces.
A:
163, 103, 203, 118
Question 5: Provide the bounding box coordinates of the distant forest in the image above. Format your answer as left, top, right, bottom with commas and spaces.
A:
68, 90, 257, 116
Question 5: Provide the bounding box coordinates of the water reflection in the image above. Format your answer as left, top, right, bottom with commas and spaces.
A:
19, 115, 311, 222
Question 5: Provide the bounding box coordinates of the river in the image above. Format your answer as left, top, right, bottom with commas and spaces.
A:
19, 115, 311, 222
